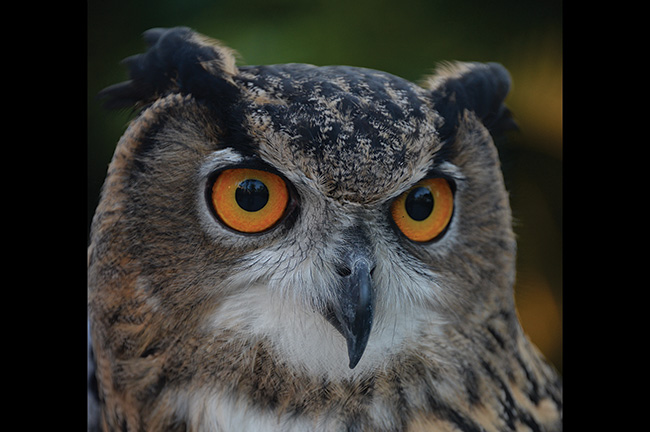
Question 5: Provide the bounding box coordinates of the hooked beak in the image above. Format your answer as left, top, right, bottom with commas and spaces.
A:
325, 253, 375, 369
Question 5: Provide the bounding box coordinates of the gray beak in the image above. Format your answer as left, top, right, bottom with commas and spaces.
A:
324, 231, 376, 369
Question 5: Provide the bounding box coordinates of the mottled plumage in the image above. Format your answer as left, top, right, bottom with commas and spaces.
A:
88, 27, 561, 431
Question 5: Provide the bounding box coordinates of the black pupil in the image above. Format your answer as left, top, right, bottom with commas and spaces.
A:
235, 179, 269, 212
405, 186, 433, 221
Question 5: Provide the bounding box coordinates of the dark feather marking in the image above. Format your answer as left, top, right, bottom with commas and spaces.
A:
394, 374, 411, 430
480, 359, 525, 431
486, 324, 507, 351
424, 385, 485, 432
462, 365, 482, 406
511, 350, 541, 405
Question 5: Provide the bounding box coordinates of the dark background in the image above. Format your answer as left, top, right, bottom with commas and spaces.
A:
87, 0, 562, 373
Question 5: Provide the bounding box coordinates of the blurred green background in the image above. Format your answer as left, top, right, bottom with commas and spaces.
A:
87, 0, 562, 373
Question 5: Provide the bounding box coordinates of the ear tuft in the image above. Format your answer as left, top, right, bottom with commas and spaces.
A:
98, 27, 240, 110
425, 61, 517, 140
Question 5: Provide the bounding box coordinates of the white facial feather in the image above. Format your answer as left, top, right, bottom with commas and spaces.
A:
208, 235, 453, 382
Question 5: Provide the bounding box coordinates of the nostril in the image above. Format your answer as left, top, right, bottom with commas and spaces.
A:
335, 262, 376, 278
336, 265, 352, 277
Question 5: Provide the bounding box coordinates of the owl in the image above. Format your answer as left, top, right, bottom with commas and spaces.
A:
88, 27, 562, 431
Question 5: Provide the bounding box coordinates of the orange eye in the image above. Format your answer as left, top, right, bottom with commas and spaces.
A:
390, 177, 453, 242
211, 168, 289, 233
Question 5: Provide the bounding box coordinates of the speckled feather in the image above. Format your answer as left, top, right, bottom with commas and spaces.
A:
89, 27, 561, 431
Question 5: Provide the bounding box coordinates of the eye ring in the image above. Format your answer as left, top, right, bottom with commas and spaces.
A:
210, 168, 290, 233
390, 177, 454, 242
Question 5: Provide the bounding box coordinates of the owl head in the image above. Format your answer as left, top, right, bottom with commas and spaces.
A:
89, 27, 517, 377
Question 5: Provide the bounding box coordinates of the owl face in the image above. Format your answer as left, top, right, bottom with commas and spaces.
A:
89, 27, 517, 378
